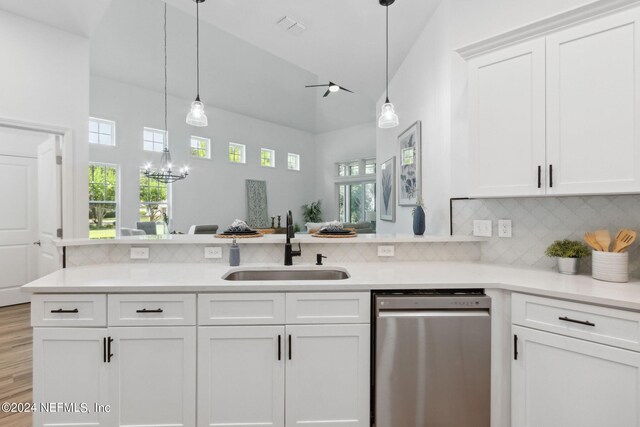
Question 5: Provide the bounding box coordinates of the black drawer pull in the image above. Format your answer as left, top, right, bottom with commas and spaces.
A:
514, 334, 518, 360
107, 337, 114, 362
51, 308, 79, 314
103, 337, 107, 363
537, 165, 541, 189
278, 335, 282, 361
288, 335, 292, 360
559, 316, 595, 327
136, 308, 163, 313
549, 164, 554, 188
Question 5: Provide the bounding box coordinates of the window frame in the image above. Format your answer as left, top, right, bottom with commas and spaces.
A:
89, 117, 116, 147
88, 162, 119, 239
287, 152, 300, 171
337, 180, 376, 224
228, 142, 246, 164
260, 148, 276, 168
190, 136, 211, 159
143, 127, 168, 153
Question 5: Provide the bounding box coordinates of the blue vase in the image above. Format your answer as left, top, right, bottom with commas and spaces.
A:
413, 206, 425, 235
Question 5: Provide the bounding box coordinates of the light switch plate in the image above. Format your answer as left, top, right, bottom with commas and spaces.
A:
377, 245, 395, 257
498, 220, 512, 238
473, 220, 492, 237
204, 247, 222, 259
130, 247, 149, 260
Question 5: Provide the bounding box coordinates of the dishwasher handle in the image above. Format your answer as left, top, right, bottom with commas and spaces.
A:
378, 310, 490, 318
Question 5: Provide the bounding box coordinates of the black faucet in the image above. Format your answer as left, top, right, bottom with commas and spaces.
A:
284, 210, 302, 266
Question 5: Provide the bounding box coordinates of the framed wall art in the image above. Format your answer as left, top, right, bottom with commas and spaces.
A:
398, 121, 421, 206
380, 157, 395, 222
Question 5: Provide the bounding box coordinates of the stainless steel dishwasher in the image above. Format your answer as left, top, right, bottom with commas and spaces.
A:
373, 290, 491, 427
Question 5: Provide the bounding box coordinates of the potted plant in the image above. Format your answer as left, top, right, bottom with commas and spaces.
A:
545, 239, 591, 275
301, 200, 322, 223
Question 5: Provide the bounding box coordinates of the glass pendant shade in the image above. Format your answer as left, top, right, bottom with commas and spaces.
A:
186, 99, 208, 127
378, 101, 399, 128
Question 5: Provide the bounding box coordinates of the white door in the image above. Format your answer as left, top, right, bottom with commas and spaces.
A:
546, 9, 640, 195
109, 327, 196, 427
0, 155, 38, 306
468, 38, 546, 197
285, 324, 370, 427
33, 328, 110, 427
37, 136, 62, 276
198, 326, 285, 427
512, 325, 640, 427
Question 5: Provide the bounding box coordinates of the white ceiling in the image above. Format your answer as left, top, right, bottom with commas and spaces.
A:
0, 0, 111, 37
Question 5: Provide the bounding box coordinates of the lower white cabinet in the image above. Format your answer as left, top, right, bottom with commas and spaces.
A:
512, 325, 640, 427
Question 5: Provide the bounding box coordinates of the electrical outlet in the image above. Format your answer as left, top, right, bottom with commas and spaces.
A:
204, 247, 222, 259
130, 247, 149, 260
473, 220, 492, 237
498, 220, 512, 238
377, 245, 395, 257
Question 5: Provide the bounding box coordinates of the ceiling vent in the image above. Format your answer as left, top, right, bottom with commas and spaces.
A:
277, 16, 307, 35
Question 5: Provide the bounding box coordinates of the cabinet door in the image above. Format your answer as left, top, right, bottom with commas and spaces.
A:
33, 328, 110, 427
468, 38, 546, 197
108, 327, 196, 427
198, 326, 285, 427
285, 324, 370, 427
512, 325, 640, 427
546, 9, 640, 194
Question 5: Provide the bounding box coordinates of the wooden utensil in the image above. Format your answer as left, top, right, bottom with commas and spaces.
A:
584, 232, 602, 251
613, 229, 637, 253
594, 229, 611, 252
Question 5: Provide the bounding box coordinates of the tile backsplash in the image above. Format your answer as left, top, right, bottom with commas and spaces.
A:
452, 195, 640, 277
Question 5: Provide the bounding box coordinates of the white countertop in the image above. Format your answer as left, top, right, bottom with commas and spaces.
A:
54, 234, 486, 247
22, 261, 640, 311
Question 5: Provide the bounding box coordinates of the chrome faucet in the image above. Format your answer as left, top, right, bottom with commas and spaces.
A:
284, 210, 302, 266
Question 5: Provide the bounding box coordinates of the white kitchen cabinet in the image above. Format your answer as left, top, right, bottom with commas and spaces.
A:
512, 325, 640, 427
468, 39, 546, 197
198, 326, 285, 427
467, 7, 640, 197
33, 328, 110, 427
286, 324, 370, 427
108, 327, 196, 427
546, 9, 640, 195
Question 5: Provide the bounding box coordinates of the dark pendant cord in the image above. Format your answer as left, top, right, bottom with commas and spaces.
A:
196, 1, 200, 100
385, 4, 389, 103
164, 3, 168, 150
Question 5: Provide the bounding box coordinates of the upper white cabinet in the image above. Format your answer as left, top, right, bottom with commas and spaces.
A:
546, 10, 640, 195
467, 7, 640, 197
469, 39, 546, 197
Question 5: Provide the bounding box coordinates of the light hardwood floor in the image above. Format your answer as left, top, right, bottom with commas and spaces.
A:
0, 303, 32, 427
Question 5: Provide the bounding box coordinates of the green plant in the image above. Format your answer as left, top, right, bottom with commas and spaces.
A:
301, 200, 322, 223
545, 239, 591, 258
293, 223, 301, 233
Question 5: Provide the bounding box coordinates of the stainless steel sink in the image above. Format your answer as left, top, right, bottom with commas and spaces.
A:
223, 268, 350, 281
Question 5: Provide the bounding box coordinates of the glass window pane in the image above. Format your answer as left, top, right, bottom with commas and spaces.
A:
99, 122, 111, 135
99, 134, 110, 145
364, 182, 376, 222
338, 185, 346, 223
89, 133, 99, 144
144, 131, 152, 141
89, 121, 99, 133
349, 184, 363, 223
144, 140, 153, 151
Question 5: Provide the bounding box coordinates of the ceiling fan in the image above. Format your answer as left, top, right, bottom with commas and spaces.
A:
305, 81, 354, 97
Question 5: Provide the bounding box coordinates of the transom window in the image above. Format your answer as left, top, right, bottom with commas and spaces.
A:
337, 161, 360, 177
89, 118, 115, 146
191, 136, 210, 159
288, 153, 300, 171
229, 143, 246, 164
144, 127, 167, 153
89, 163, 118, 239
365, 158, 376, 174
261, 148, 275, 168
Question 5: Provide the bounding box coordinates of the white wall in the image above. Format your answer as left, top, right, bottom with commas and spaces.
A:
315, 123, 376, 220
0, 10, 90, 238
89, 76, 317, 232
377, 0, 599, 234
0, 128, 50, 158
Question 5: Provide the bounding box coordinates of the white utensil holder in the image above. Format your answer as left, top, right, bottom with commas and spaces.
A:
592, 250, 629, 283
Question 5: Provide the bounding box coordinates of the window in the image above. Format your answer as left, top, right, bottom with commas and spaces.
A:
89, 164, 118, 239
365, 158, 376, 175
288, 153, 300, 171
337, 161, 360, 177
139, 170, 169, 225
338, 182, 376, 224
144, 127, 167, 153
89, 118, 115, 146
229, 143, 246, 164
261, 148, 275, 168
191, 136, 210, 159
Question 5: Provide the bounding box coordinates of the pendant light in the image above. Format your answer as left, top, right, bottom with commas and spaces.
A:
186, 0, 208, 127
144, 3, 189, 184
378, 0, 399, 129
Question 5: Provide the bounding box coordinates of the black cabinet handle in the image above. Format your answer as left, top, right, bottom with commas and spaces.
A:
559, 316, 595, 327
278, 335, 282, 361
549, 164, 553, 188
107, 337, 114, 362
103, 337, 107, 363
51, 308, 79, 314
514, 334, 518, 360
537, 166, 542, 189
136, 308, 163, 313
288, 335, 292, 360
